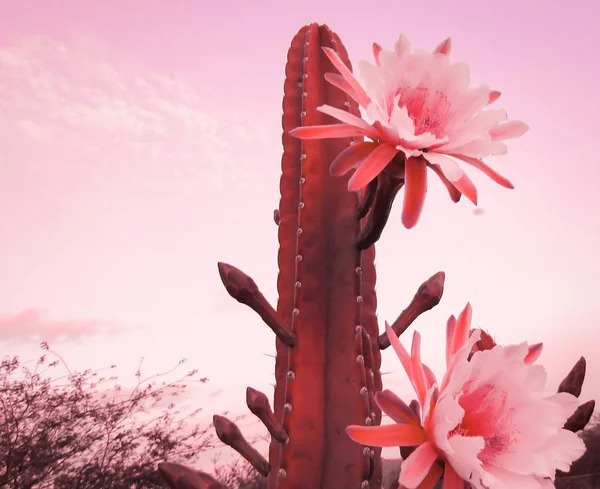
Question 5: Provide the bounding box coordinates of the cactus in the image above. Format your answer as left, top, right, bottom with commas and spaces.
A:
158, 23, 446, 489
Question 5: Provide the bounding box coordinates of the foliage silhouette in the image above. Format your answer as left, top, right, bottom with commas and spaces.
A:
0, 342, 213, 489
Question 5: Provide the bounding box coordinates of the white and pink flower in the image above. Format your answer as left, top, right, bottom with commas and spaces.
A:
289, 35, 529, 228
346, 305, 586, 489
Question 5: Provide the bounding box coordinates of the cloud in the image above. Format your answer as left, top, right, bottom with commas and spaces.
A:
0, 35, 278, 192
0, 308, 122, 344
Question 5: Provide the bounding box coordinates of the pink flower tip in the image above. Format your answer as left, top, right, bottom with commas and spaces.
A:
488, 90, 502, 104
290, 33, 529, 231
363, 305, 586, 489
433, 37, 452, 55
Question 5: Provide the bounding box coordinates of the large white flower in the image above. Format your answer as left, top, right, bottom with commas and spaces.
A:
346, 305, 586, 489
290, 35, 529, 228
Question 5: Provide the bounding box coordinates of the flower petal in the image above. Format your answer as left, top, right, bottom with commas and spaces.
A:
481, 465, 556, 489
429, 394, 466, 455
394, 34, 412, 57
411, 332, 429, 407
422, 363, 438, 389
345, 423, 428, 447
318, 104, 380, 139
449, 303, 472, 358
433, 38, 451, 55
450, 153, 514, 189
375, 390, 420, 425
490, 140, 508, 155
445, 315, 456, 368
445, 435, 485, 482
524, 343, 543, 365
330, 142, 379, 176
386, 321, 414, 383
348, 143, 399, 191
487, 90, 501, 104
541, 428, 586, 472
289, 124, 373, 139
324, 72, 364, 104
389, 103, 418, 140
490, 120, 530, 140
422, 384, 439, 426
416, 462, 443, 489
428, 164, 462, 203
442, 462, 465, 489
322, 47, 371, 107
423, 153, 478, 205
399, 442, 439, 489
441, 329, 481, 392
402, 157, 428, 229
544, 392, 580, 420
373, 42, 382, 66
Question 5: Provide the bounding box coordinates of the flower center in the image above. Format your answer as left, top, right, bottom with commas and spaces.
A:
393, 86, 451, 138
449, 382, 517, 463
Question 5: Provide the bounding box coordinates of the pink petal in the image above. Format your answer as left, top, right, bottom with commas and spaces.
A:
289, 124, 375, 140
375, 390, 420, 425
399, 442, 439, 489
322, 47, 371, 107
490, 140, 508, 155
440, 328, 482, 393
524, 343, 543, 364
324, 73, 365, 105
450, 153, 514, 189
348, 143, 399, 191
542, 427, 587, 471
389, 104, 418, 140
401, 157, 428, 229
482, 466, 555, 489
410, 400, 422, 424
446, 138, 494, 159
450, 172, 477, 205
448, 85, 490, 124
442, 462, 465, 489
422, 385, 439, 426
386, 321, 414, 382
394, 35, 412, 57
330, 142, 378, 176
433, 38, 452, 55
428, 163, 462, 203
411, 332, 429, 407
345, 423, 427, 447
445, 315, 456, 368
450, 303, 472, 358
424, 153, 478, 205
318, 104, 380, 139
428, 394, 466, 454
489, 120, 530, 140
487, 90, 501, 104
422, 363, 438, 389
446, 434, 485, 481
434, 62, 471, 102
373, 42, 382, 66
373, 119, 404, 146
416, 462, 443, 489
544, 392, 580, 420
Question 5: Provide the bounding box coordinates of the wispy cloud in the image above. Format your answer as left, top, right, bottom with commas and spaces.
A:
0, 308, 122, 344
0, 35, 277, 192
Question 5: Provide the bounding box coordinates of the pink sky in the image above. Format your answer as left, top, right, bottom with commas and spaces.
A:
1, 0, 599, 470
